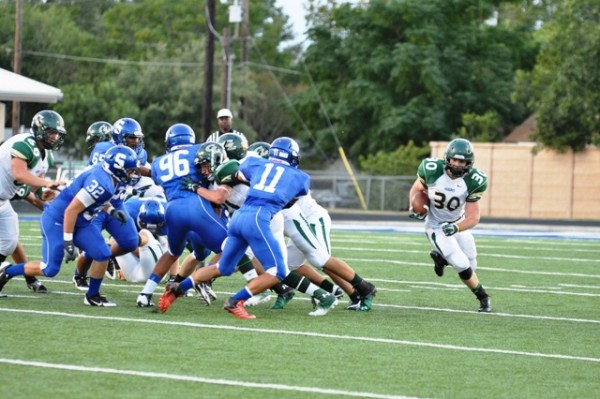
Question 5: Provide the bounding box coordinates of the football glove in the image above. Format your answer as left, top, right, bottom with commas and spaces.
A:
63, 240, 79, 263
408, 207, 427, 220
180, 177, 201, 193
441, 222, 459, 236
109, 208, 128, 224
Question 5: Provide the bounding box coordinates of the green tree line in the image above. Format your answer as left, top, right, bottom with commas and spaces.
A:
0, 0, 597, 174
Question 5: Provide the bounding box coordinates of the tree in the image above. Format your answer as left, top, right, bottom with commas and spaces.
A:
514, 0, 600, 151
358, 140, 430, 176
295, 0, 535, 164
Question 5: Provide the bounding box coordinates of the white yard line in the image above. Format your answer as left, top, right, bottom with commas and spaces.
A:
1, 308, 599, 363
0, 358, 419, 399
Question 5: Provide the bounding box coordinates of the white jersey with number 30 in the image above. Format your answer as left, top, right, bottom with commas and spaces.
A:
417, 158, 488, 229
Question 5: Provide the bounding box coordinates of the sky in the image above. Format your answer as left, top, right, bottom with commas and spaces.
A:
275, 0, 309, 45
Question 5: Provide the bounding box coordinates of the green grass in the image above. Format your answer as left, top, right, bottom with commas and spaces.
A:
1, 218, 599, 398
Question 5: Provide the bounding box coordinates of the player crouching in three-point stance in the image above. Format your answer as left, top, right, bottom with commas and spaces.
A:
409, 138, 491, 312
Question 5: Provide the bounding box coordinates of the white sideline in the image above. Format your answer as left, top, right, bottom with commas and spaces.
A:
0, 358, 419, 399
1, 308, 599, 363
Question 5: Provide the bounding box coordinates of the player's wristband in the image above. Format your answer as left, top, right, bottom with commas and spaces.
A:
63, 232, 74, 241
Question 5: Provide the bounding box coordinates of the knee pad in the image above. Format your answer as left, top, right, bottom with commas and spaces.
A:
217, 262, 235, 277
117, 236, 139, 254
42, 263, 61, 278
458, 267, 473, 280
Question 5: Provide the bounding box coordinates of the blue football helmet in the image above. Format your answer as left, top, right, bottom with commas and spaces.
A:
137, 199, 166, 233
112, 118, 144, 152
165, 123, 196, 152
102, 145, 141, 185
269, 137, 300, 167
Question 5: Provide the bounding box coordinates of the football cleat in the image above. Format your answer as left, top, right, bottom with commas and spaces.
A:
346, 297, 361, 311
105, 257, 118, 280
158, 282, 185, 313
25, 276, 48, 293
224, 298, 256, 319
271, 291, 295, 310
194, 283, 212, 306
358, 282, 377, 312
333, 286, 344, 299
0, 263, 13, 292
244, 292, 272, 307
136, 293, 154, 307
345, 290, 361, 310
204, 279, 217, 300
72, 274, 89, 291
84, 293, 117, 307
430, 250, 448, 277
479, 297, 492, 313
309, 292, 338, 316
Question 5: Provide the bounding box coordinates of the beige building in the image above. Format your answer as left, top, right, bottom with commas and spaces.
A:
430, 140, 600, 220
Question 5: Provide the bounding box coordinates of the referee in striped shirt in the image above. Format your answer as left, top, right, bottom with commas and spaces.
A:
206, 108, 246, 143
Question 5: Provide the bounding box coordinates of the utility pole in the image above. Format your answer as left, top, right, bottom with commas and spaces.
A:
220, 27, 230, 110
241, 0, 249, 64
239, 0, 249, 119
203, 0, 216, 140
12, 0, 22, 136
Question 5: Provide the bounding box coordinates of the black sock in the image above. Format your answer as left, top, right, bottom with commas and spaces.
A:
471, 284, 489, 300
350, 273, 362, 287
281, 271, 308, 293
319, 279, 335, 293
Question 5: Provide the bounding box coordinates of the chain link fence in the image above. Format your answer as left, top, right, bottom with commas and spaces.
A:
307, 171, 415, 212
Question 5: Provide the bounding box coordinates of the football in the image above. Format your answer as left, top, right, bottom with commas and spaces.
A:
410, 190, 430, 215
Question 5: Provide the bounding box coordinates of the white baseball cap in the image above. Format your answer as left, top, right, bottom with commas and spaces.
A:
217, 108, 233, 119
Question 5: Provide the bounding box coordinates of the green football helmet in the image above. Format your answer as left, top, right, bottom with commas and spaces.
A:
85, 121, 113, 150
217, 132, 248, 160
248, 141, 270, 159
31, 110, 67, 150
444, 138, 474, 177
194, 142, 227, 177
214, 159, 241, 186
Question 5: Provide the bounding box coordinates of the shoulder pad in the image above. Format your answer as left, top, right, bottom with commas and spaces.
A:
417, 158, 445, 186
464, 167, 488, 198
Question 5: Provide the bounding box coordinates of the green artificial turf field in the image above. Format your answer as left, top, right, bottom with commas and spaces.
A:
0, 218, 598, 398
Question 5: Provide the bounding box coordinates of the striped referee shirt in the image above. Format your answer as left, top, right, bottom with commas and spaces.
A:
206, 129, 245, 143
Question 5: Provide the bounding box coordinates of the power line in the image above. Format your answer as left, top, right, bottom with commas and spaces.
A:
17, 49, 201, 67
249, 38, 327, 160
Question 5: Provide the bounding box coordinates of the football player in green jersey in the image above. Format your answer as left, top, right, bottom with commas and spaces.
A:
409, 138, 491, 312
0, 110, 67, 293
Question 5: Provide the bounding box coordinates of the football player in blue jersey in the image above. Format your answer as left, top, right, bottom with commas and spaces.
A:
158, 137, 334, 319
185, 138, 339, 315
136, 123, 236, 307
73, 118, 150, 288
0, 146, 140, 306
113, 197, 170, 283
